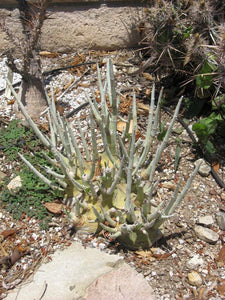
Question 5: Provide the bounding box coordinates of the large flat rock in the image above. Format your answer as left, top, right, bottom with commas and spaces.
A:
6, 242, 155, 300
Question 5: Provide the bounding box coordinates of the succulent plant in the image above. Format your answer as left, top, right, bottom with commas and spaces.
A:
7, 59, 200, 250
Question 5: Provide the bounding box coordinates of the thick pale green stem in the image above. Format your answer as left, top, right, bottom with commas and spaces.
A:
97, 64, 108, 122
63, 118, 75, 158
133, 85, 162, 176
89, 110, 99, 161
87, 92, 119, 167
67, 124, 84, 173
165, 162, 201, 216
125, 129, 136, 223
42, 152, 58, 167
118, 135, 129, 161
82, 175, 98, 199
162, 178, 182, 217
147, 200, 165, 223
107, 160, 124, 195
152, 88, 163, 135
92, 206, 105, 223
100, 205, 117, 227
107, 59, 116, 106
107, 60, 118, 155
100, 223, 117, 233
145, 96, 183, 181
121, 108, 132, 141
47, 93, 70, 154
44, 166, 65, 180
153, 162, 201, 229
50, 145, 85, 191
77, 119, 91, 161
19, 153, 62, 191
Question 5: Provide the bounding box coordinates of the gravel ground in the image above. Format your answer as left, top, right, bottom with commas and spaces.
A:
0, 50, 225, 299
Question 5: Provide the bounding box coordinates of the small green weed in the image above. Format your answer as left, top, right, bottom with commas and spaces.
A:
192, 96, 225, 155
0, 164, 63, 230
0, 120, 63, 229
196, 60, 216, 91
1, 167, 54, 229
0, 119, 39, 159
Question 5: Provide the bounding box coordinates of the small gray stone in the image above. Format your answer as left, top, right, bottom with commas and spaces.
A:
186, 255, 204, 269
216, 212, 225, 230
194, 225, 219, 244
198, 215, 214, 226
194, 159, 211, 177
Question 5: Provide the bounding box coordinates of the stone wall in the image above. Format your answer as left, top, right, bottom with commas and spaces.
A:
0, 1, 145, 53
0, 0, 145, 7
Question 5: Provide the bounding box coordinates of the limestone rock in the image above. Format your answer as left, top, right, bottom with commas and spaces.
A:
198, 215, 214, 227
194, 158, 211, 177
216, 212, 225, 231
7, 175, 22, 195
186, 255, 204, 269
187, 271, 202, 287
194, 225, 219, 244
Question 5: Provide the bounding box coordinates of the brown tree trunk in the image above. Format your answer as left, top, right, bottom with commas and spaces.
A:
14, 52, 48, 119
3, 0, 50, 120
17, 75, 47, 119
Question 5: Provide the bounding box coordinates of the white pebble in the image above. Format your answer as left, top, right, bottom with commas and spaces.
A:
92, 242, 98, 248
98, 243, 106, 250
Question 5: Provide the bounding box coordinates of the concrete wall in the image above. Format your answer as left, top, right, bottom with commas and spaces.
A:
0, 1, 146, 53
0, 1, 144, 8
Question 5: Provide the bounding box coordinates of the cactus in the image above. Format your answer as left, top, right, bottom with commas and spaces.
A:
7, 59, 200, 250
